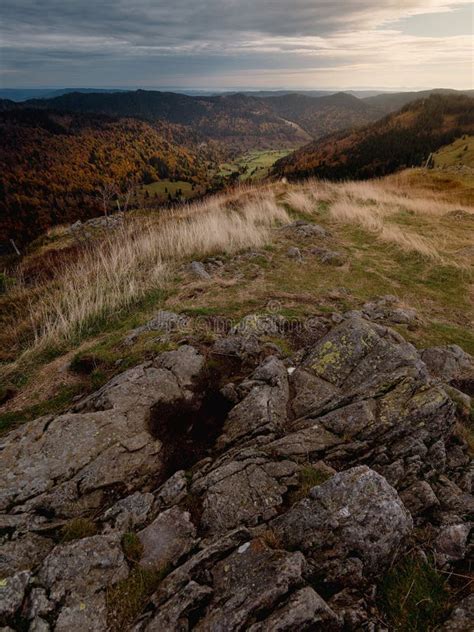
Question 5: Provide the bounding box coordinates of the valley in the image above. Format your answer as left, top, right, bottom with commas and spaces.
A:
1, 88, 473, 248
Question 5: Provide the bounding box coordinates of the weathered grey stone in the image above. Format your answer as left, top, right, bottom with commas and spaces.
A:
38, 534, 128, 603
0, 533, 53, 576
211, 334, 262, 362
155, 470, 188, 508
445, 385, 472, 418
304, 317, 424, 392
311, 247, 346, 266
55, 591, 108, 632
290, 368, 339, 418
154, 345, 205, 389
138, 580, 212, 631
264, 423, 340, 461
189, 261, 211, 280
435, 523, 471, 561
286, 246, 302, 259
195, 541, 306, 631
138, 507, 196, 570
0, 570, 30, 618
433, 476, 474, 516
328, 588, 369, 630
284, 221, 328, 239
217, 356, 289, 448
362, 296, 417, 324
102, 491, 154, 531
446, 444, 470, 469
248, 586, 342, 631
193, 456, 298, 534
124, 310, 187, 344
400, 481, 439, 515
230, 314, 287, 337
421, 344, 473, 381
29, 618, 50, 632
439, 593, 474, 631
151, 528, 251, 609
26, 587, 53, 620
0, 347, 204, 517
272, 466, 413, 583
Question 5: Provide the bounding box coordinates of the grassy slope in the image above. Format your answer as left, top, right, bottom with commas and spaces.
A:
0, 169, 473, 434
432, 134, 474, 168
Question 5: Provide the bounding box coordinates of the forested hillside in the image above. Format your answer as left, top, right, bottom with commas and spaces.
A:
260, 92, 381, 137
0, 108, 218, 245
274, 94, 474, 180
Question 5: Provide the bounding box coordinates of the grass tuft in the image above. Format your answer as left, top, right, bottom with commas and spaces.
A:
288, 464, 333, 505
122, 532, 144, 563
61, 518, 98, 542
106, 565, 168, 631
378, 556, 451, 631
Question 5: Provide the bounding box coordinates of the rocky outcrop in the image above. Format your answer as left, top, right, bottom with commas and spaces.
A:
0, 316, 472, 630
272, 466, 413, 586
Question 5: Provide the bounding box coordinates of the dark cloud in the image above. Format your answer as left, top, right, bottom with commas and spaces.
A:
0, 1, 471, 87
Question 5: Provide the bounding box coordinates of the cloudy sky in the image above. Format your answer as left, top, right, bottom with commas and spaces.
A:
1, 0, 472, 89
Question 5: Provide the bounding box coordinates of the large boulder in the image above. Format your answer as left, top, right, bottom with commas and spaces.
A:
272, 466, 413, 585
0, 346, 204, 517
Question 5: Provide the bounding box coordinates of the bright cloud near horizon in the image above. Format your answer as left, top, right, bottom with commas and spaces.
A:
1, 0, 473, 89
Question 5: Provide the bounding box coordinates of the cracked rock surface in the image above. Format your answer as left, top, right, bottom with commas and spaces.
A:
0, 315, 472, 630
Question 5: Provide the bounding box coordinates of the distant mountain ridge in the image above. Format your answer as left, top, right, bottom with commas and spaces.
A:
364, 88, 474, 114
19, 90, 309, 148
273, 93, 474, 180
14, 89, 384, 143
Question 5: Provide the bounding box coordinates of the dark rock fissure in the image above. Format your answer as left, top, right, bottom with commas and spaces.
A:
149, 384, 233, 482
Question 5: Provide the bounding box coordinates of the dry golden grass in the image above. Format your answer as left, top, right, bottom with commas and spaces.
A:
283, 190, 315, 215
290, 176, 474, 259
2, 171, 473, 387
2, 190, 289, 375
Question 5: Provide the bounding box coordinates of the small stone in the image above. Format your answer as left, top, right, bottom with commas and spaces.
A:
102, 491, 154, 531
28, 619, 50, 632
311, 247, 346, 266
155, 470, 188, 508
248, 586, 342, 631
286, 246, 302, 259
400, 481, 439, 516
421, 345, 472, 382
189, 261, 211, 280
26, 587, 54, 619
435, 523, 471, 561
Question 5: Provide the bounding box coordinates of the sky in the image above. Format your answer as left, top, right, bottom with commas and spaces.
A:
1, 0, 473, 90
